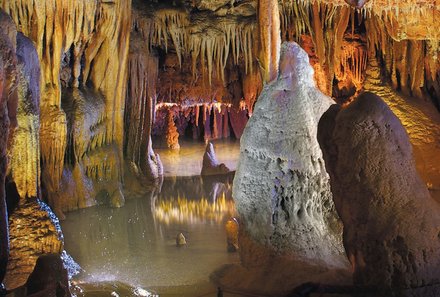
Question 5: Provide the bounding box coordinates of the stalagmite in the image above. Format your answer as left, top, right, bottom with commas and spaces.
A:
201, 142, 230, 176
318, 92, 440, 296
165, 110, 180, 150
258, 0, 280, 83
234, 42, 346, 268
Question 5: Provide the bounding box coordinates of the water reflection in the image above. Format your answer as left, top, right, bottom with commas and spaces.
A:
61, 174, 238, 292
153, 174, 236, 225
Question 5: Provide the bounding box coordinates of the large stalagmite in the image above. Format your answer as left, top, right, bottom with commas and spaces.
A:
234, 42, 346, 266
318, 92, 440, 296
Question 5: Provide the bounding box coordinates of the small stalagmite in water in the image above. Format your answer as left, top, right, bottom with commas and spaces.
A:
176, 233, 187, 247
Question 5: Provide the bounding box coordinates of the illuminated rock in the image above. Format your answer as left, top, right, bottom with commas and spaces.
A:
5, 200, 64, 289
165, 110, 180, 150
318, 92, 440, 295
176, 233, 187, 247
234, 42, 346, 268
8, 32, 40, 200
201, 142, 230, 176
110, 187, 125, 208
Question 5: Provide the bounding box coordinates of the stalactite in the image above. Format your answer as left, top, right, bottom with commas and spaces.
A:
365, 13, 440, 105
1, 0, 132, 211
133, 4, 255, 86
258, 0, 281, 83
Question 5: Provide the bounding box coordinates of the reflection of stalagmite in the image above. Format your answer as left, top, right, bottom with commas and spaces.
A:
225, 218, 239, 252
201, 142, 230, 176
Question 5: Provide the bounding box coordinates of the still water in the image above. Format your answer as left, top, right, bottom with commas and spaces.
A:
61, 141, 241, 296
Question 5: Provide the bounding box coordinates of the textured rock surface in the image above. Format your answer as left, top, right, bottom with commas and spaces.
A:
0, 10, 17, 287
201, 142, 230, 176
8, 32, 40, 200
5, 199, 64, 289
26, 254, 70, 297
233, 42, 346, 267
318, 92, 440, 295
1, 0, 131, 212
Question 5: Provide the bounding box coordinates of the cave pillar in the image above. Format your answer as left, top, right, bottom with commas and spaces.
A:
258, 0, 280, 83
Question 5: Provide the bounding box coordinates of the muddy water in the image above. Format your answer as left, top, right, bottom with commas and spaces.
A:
62, 172, 240, 297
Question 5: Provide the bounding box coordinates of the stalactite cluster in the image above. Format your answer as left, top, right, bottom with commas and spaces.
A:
0, 0, 132, 212
153, 102, 249, 142
134, 3, 256, 86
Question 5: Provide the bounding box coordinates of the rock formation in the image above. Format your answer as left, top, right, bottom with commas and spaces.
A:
318, 92, 440, 295
164, 110, 180, 150
201, 142, 230, 176
233, 42, 346, 267
1, 0, 131, 213
0, 10, 17, 289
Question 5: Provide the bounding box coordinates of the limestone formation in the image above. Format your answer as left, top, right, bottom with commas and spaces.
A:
165, 110, 180, 150
5, 199, 64, 289
0, 11, 17, 288
1, 0, 131, 212
176, 233, 187, 247
25, 254, 70, 297
201, 142, 230, 176
8, 32, 40, 201
318, 92, 440, 295
233, 42, 346, 268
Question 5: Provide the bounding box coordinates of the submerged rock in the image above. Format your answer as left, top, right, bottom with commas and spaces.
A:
233, 42, 346, 268
176, 233, 187, 247
201, 142, 230, 176
225, 218, 239, 252
318, 92, 440, 296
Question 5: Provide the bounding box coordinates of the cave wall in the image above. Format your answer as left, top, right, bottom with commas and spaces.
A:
0, 0, 132, 213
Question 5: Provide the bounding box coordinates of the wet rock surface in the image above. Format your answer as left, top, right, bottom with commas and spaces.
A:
318, 92, 440, 295
5, 200, 63, 289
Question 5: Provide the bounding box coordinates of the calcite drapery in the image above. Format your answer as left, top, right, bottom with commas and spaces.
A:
1, 0, 132, 212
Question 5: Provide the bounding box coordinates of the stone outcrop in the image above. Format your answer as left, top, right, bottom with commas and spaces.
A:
233, 42, 346, 267
4, 199, 64, 289
318, 92, 440, 295
201, 142, 230, 176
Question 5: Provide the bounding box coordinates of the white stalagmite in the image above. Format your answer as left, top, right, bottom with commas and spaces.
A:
234, 42, 347, 268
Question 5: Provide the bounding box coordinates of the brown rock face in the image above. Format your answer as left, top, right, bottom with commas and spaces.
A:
26, 254, 70, 297
318, 92, 440, 295
5, 199, 64, 289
